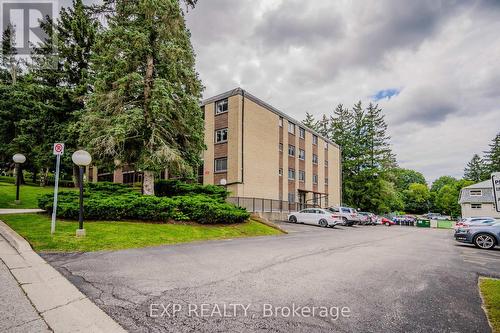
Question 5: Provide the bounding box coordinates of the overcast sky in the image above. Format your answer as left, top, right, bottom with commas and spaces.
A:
185, 0, 500, 183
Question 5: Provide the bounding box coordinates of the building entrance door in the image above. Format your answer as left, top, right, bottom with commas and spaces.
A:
299, 191, 306, 210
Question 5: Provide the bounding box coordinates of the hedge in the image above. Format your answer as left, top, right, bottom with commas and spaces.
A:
154, 179, 228, 200
38, 188, 249, 224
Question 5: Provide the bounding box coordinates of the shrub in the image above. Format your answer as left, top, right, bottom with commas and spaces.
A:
37, 188, 248, 224
155, 179, 229, 200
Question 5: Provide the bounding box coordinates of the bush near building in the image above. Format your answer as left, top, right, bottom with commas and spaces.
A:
38, 182, 248, 224
154, 179, 229, 200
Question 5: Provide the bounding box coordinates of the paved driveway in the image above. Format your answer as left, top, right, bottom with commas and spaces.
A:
43, 224, 498, 333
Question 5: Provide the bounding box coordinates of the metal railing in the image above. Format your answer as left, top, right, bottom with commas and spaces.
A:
227, 197, 319, 213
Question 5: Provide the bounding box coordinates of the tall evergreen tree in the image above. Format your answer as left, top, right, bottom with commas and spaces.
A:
316, 114, 329, 137
80, 0, 204, 195
484, 132, 500, 173
463, 154, 488, 182
302, 112, 317, 131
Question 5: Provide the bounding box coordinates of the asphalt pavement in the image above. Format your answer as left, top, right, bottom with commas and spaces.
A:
42, 224, 498, 333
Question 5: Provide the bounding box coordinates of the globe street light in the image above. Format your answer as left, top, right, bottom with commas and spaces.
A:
71, 150, 92, 237
12, 154, 26, 204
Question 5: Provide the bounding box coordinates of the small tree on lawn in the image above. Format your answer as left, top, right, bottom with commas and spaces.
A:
80, 0, 204, 195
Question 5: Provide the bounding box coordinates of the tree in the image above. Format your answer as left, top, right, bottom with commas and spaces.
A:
433, 178, 473, 217
484, 132, 500, 174
463, 154, 488, 182
316, 114, 329, 137
1, 24, 20, 84
80, 0, 204, 195
390, 168, 426, 191
302, 112, 317, 131
403, 183, 430, 213
430, 176, 457, 193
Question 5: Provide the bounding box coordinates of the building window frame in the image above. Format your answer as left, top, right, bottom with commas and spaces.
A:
288, 122, 296, 135
312, 154, 318, 164
214, 128, 228, 144
288, 192, 295, 203
215, 98, 228, 115
312, 135, 318, 145
299, 149, 305, 160
313, 174, 318, 184
471, 203, 482, 209
288, 168, 295, 180
299, 127, 305, 139
214, 157, 227, 173
279, 143, 283, 152
325, 160, 329, 167
279, 117, 283, 127
470, 190, 482, 196
325, 177, 329, 185
279, 168, 283, 177
299, 170, 305, 182
288, 144, 296, 157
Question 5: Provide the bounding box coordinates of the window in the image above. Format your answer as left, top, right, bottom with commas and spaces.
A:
288, 145, 296, 156
324, 142, 328, 149
312, 135, 318, 145
325, 177, 329, 185
288, 192, 295, 203
313, 193, 320, 205
279, 168, 283, 176
299, 127, 305, 139
288, 168, 295, 180
215, 128, 228, 143
279, 117, 283, 127
312, 154, 318, 164
215, 99, 228, 114
288, 122, 296, 135
214, 158, 227, 172
299, 149, 305, 160
470, 190, 482, 196
471, 203, 482, 209
313, 174, 318, 184
325, 160, 329, 167
279, 143, 283, 152
299, 170, 305, 182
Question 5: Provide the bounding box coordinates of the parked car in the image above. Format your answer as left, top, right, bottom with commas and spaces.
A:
425, 212, 451, 220
380, 217, 395, 226
326, 206, 360, 226
358, 212, 376, 225
288, 208, 343, 228
454, 222, 500, 250
455, 217, 496, 229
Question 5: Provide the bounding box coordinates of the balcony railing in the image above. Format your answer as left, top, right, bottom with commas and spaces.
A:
227, 197, 319, 213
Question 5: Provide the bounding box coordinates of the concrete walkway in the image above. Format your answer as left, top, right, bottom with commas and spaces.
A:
0, 236, 50, 332
0, 209, 45, 215
0, 220, 126, 333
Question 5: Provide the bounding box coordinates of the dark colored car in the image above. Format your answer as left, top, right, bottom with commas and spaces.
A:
454, 222, 500, 250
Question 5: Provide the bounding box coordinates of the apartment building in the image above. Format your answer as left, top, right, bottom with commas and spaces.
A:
201, 88, 341, 208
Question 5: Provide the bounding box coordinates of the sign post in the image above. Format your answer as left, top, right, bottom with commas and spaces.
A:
51, 143, 64, 234
492, 172, 500, 213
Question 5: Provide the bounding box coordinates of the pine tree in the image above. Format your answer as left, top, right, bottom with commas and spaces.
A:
484, 132, 500, 174
316, 114, 329, 137
1, 24, 20, 84
463, 154, 488, 182
364, 102, 396, 170
302, 112, 317, 131
80, 0, 204, 195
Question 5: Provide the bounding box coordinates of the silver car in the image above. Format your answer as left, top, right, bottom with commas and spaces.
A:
454, 221, 500, 250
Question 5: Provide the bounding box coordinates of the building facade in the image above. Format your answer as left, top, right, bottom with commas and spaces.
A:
459, 180, 500, 218
201, 88, 342, 208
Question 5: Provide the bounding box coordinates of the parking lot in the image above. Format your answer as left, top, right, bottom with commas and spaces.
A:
43, 223, 498, 333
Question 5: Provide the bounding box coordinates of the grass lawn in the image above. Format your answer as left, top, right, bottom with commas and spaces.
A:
0, 182, 76, 209
0, 213, 282, 252
480, 277, 500, 333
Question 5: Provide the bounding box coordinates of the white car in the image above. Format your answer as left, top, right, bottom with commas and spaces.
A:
288, 208, 342, 228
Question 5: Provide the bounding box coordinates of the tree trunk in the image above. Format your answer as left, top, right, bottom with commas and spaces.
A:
32, 168, 37, 183
143, 54, 154, 124
142, 171, 155, 195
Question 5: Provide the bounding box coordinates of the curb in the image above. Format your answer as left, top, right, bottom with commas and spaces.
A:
0, 219, 126, 333
251, 214, 288, 234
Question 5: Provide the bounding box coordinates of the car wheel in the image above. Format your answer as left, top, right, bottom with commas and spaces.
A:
342, 217, 348, 226
319, 219, 328, 228
474, 233, 496, 250
289, 216, 297, 223
385, 222, 390, 226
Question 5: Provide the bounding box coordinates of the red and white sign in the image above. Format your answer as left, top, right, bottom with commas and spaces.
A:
53, 143, 65, 155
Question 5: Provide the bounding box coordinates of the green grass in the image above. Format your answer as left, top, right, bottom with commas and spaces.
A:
0, 214, 282, 252
480, 277, 500, 333
0, 182, 76, 209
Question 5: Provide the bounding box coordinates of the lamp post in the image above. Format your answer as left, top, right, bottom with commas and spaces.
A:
71, 150, 92, 237
12, 154, 26, 204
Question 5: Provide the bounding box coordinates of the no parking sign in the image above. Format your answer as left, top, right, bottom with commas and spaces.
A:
53, 143, 64, 155
51, 143, 65, 234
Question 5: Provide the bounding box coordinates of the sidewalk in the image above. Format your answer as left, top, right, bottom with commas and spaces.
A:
0, 236, 50, 332
0, 209, 45, 215
0, 220, 126, 333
